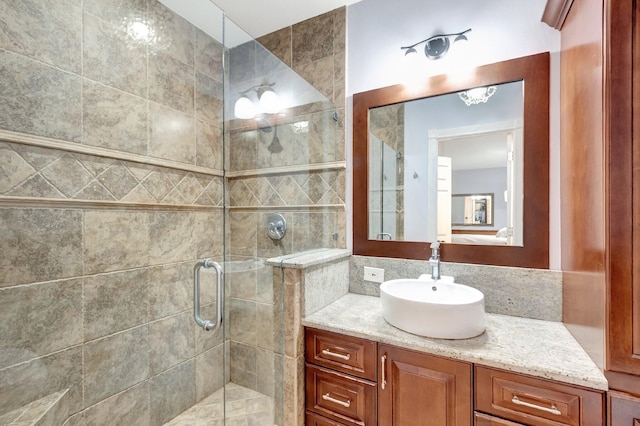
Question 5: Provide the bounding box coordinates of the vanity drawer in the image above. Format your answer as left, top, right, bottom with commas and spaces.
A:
474, 411, 524, 425
305, 327, 377, 381
305, 363, 377, 426
306, 410, 349, 426
475, 366, 605, 426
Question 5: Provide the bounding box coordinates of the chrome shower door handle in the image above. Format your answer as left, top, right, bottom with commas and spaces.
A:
193, 258, 223, 331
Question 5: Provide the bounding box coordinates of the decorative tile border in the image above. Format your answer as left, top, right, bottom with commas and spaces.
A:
228, 170, 345, 208
0, 141, 223, 207
0, 129, 223, 177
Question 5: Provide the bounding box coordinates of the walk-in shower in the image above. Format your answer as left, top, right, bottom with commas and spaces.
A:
0, 0, 344, 424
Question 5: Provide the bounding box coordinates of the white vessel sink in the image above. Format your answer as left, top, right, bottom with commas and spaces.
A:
380, 278, 486, 339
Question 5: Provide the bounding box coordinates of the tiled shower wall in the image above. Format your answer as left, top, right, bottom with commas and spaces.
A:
369, 103, 405, 240
223, 7, 348, 412
0, 0, 225, 424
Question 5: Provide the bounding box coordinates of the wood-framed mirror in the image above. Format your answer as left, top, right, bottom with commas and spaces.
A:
353, 52, 550, 268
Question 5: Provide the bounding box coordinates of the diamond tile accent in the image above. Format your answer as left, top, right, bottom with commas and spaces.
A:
74, 180, 115, 201
97, 162, 140, 199
6, 174, 64, 198
0, 142, 221, 206
141, 170, 175, 202
228, 170, 345, 207
40, 153, 94, 197
176, 173, 203, 204
0, 143, 36, 192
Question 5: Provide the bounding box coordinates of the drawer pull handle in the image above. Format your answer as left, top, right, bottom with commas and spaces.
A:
322, 349, 351, 360
512, 395, 561, 415
381, 354, 387, 390
323, 393, 351, 408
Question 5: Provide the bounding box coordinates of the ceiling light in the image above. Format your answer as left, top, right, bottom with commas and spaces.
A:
458, 86, 497, 106
401, 29, 471, 60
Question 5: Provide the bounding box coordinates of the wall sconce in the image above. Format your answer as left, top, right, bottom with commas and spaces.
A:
233, 83, 280, 119
401, 28, 471, 60
458, 85, 497, 106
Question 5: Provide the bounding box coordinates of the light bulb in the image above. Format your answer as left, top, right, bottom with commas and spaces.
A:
234, 96, 255, 119
259, 89, 280, 114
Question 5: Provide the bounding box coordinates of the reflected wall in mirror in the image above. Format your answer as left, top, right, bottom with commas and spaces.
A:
452, 193, 494, 226
353, 52, 550, 268
367, 81, 524, 246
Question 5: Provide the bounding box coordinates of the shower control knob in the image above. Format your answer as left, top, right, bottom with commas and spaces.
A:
266, 213, 287, 240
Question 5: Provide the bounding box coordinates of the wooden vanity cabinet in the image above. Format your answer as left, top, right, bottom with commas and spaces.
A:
305, 328, 378, 426
305, 328, 608, 426
475, 366, 605, 426
608, 392, 640, 425
305, 328, 472, 426
474, 412, 524, 426
378, 344, 473, 426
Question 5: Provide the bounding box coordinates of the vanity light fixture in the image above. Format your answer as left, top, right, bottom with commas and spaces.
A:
458, 85, 497, 106
401, 28, 471, 60
233, 83, 281, 119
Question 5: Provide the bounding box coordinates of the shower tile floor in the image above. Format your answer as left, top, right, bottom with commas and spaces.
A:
163, 383, 275, 426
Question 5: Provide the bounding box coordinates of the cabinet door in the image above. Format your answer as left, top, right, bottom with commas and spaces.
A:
607, 0, 640, 380
609, 391, 640, 425
378, 344, 472, 426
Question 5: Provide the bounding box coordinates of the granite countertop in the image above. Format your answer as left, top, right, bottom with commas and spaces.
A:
302, 293, 608, 391
266, 248, 351, 269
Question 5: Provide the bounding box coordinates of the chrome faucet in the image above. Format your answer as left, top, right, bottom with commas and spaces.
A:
429, 242, 441, 281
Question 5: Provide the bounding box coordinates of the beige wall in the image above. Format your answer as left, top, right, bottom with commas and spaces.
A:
0, 0, 224, 423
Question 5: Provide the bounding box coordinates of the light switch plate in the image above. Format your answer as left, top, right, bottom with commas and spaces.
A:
364, 266, 384, 283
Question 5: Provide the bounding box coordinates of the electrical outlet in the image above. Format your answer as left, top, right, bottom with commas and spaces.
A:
364, 266, 384, 283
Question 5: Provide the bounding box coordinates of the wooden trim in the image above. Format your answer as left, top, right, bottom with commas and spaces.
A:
0, 129, 224, 177
226, 161, 346, 179
353, 52, 550, 268
605, 371, 640, 396
542, 0, 575, 29
0, 196, 221, 212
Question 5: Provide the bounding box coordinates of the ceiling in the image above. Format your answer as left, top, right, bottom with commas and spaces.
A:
211, 0, 363, 38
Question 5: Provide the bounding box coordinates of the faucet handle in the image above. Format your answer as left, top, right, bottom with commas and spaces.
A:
430, 241, 440, 250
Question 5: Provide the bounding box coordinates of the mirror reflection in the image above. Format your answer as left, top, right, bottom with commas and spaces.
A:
452, 193, 494, 226
367, 80, 523, 246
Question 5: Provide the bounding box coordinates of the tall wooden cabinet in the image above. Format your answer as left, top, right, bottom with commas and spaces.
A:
551, 0, 640, 422
606, 0, 640, 381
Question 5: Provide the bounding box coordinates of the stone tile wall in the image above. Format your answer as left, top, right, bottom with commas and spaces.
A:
0, 0, 225, 424
222, 11, 348, 425
279, 257, 350, 426
1, 2, 349, 425
369, 104, 405, 240
349, 255, 563, 322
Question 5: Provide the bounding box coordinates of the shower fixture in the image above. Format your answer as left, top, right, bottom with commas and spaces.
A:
268, 124, 284, 154
266, 213, 287, 240
401, 28, 471, 60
